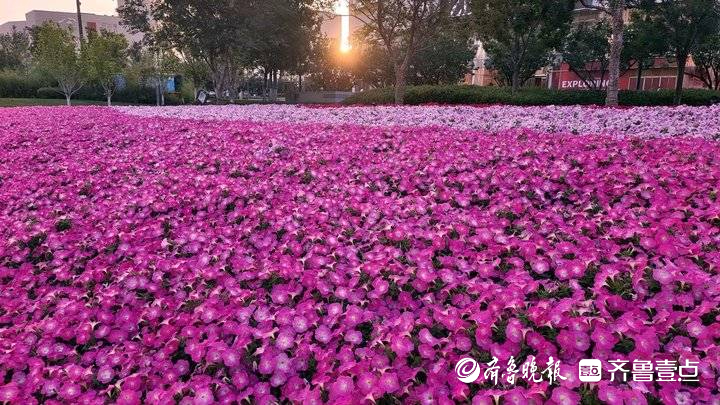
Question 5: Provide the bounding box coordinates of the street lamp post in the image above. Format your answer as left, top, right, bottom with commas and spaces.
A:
76, 0, 84, 41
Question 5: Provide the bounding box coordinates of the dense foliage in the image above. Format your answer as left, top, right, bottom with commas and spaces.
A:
561, 22, 613, 91
0, 28, 31, 71
472, 0, 574, 90
30, 22, 85, 105
118, 0, 326, 101
639, 0, 720, 103
352, 0, 463, 104
308, 26, 476, 91
342, 85, 720, 106
82, 31, 130, 106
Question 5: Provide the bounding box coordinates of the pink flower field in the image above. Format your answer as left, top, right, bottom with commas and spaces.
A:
0, 106, 719, 405
119, 104, 720, 139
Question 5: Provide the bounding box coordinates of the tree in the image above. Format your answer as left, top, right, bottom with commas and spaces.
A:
623, 11, 668, 90
136, 50, 179, 106
562, 22, 612, 90
117, 0, 153, 40
305, 37, 359, 91
408, 20, 476, 85
353, 43, 395, 88
641, 0, 720, 104
250, 0, 325, 101
472, 0, 573, 91
83, 30, 129, 106
350, 18, 474, 88
353, 0, 461, 104
179, 55, 211, 99
76, 0, 85, 43
0, 28, 31, 71
119, 0, 253, 101
30, 22, 85, 106
318, 23, 473, 91
120, 0, 328, 102
689, 32, 720, 90
578, 0, 650, 106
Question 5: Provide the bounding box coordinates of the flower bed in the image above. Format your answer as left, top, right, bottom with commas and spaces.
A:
0, 107, 719, 404
118, 104, 720, 140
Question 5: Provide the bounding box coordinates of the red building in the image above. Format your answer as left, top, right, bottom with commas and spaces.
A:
548, 58, 707, 91
466, 3, 711, 91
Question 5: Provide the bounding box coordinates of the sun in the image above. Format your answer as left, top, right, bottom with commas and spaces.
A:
336, 0, 352, 53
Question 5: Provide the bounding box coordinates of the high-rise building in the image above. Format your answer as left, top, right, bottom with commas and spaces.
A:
0, 9, 143, 43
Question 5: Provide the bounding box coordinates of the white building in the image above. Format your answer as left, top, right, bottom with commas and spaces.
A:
0, 9, 142, 43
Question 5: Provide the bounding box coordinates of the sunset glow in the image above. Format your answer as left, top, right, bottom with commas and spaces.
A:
336, 0, 351, 53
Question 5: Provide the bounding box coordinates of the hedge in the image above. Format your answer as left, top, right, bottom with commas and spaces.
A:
343, 85, 720, 106
0, 71, 53, 99
1, 70, 190, 105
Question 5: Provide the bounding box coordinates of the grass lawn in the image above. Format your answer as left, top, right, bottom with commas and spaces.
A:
0, 98, 134, 107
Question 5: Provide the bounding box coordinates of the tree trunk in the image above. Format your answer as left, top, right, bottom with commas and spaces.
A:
511, 69, 521, 93
636, 62, 643, 91
263, 70, 268, 101
65, 94, 71, 106
107, 95, 112, 107
270, 70, 278, 101
156, 82, 161, 106
76, 0, 84, 42
606, 2, 625, 107
394, 62, 408, 105
675, 54, 688, 105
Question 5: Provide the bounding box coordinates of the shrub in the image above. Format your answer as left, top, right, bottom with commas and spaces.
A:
36, 87, 65, 99
1, 69, 187, 105
343, 85, 720, 106
114, 85, 159, 105
0, 70, 51, 98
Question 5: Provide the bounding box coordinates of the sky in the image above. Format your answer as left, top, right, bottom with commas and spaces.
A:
0, 1, 118, 24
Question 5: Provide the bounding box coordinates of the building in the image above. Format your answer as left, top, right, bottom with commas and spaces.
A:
548, 1, 705, 91
321, 0, 363, 52
465, 45, 496, 86
0, 9, 142, 44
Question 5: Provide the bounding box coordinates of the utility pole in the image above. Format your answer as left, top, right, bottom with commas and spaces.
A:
76, 0, 84, 42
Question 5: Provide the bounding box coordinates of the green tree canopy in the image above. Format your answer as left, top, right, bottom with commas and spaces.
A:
561, 22, 613, 91
119, 0, 329, 101
353, 0, 462, 104
0, 27, 31, 71
472, 0, 574, 91
82, 30, 129, 106
408, 21, 476, 86
119, 0, 254, 100
249, 0, 325, 100
640, 0, 720, 103
347, 19, 474, 89
690, 32, 720, 90
623, 11, 669, 90
30, 22, 84, 106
